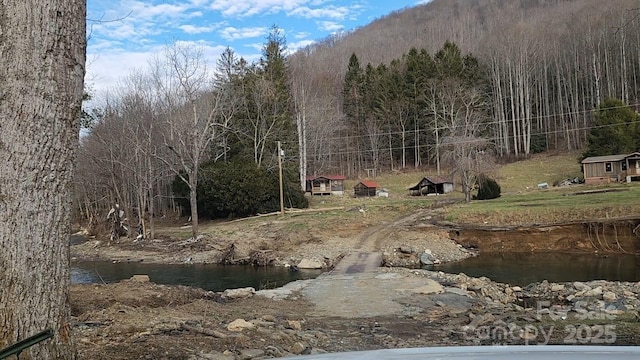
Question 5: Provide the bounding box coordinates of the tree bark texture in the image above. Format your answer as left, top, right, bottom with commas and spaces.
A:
0, 0, 85, 358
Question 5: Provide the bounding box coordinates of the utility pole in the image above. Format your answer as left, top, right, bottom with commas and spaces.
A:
277, 141, 285, 216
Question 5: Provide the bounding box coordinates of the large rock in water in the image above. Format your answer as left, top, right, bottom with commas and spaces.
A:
420, 251, 436, 266
297, 258, 323, 269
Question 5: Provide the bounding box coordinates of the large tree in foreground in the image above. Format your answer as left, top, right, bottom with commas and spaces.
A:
0, 0, 86, 358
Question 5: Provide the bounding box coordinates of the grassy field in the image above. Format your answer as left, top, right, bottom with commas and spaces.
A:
158, 152, 640, 239
446, 184, 640, 225
496, 152, 584, 193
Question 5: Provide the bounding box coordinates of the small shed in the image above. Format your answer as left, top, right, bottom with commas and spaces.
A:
305, 175, 346, 195
409, 176, 453, 195
581, 152, 640, 184
354, 180, 379, 197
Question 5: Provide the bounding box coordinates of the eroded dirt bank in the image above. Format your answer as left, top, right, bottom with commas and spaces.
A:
448, 218, 640, 254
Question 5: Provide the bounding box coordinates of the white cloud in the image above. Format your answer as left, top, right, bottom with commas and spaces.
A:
210, 0, 307, 17
85, 49, 158, 96
288, 6, 349, 19
294, 31, 311, 39
288, 39, 316, 53
86, 42, 229, 97
317, 20, 343, 32
220, 26, 267, 41
180, 24, 217, 34
244, 42, 265, 53
89, 0, 200, 41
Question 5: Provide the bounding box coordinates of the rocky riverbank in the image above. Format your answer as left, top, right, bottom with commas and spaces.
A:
71, 267, 640, 359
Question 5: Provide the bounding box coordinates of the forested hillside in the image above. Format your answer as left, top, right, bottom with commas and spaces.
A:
289, 0, 640, 175
76, 0, 640, 227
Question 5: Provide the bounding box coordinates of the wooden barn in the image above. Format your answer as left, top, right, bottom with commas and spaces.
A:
354, 180, 379, 197
581, 152, 640, 184
409, 176, 454, 195
305, 175, 346, 195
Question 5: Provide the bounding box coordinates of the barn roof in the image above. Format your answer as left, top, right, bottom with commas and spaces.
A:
408, 176, 452, 190
581, 152, 640, 164
356, 180, 379, 188
306, 175, 346, 181
424, 176, 452, 184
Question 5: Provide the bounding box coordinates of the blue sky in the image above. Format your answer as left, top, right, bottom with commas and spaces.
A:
86, 0, 428, 96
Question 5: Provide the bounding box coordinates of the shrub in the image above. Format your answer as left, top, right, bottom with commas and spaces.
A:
476, 175, 501, 200
172, 160, 308, 219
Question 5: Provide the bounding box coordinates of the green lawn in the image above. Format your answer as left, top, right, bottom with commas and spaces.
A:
446, 182, 640, 225
496, 152, 583, 193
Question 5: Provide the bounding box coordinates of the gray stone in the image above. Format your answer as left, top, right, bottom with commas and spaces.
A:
584, 286, 603, 297
227, 319, 255, 332
551, 284, 565, 292
420, 251, 436, 265
286, 320, 302, 330
291, 342, 309, 355
401, 279, 445, 295
603, 291, 617, 302
239, 349, 264, 360
398, 245, 414, 254
467, 278, 484, 291
130, 274, 150, 283
297, 258, 323, 269
222, 287, 255, 300
445, 287, 471, 297
573, 281, 591, 291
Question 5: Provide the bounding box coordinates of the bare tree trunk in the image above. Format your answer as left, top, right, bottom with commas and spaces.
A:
0, 1, 85, 358
189, 167, 199, 238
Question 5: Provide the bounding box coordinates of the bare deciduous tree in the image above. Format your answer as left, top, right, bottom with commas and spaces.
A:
436, 81, 494, 202
151, 42, 224, 238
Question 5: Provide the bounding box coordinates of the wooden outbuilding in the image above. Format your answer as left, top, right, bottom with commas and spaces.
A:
409, 176, 453, 195
581, 152, 640, 184
354, 180, 379, 197
305, 175, 346, 195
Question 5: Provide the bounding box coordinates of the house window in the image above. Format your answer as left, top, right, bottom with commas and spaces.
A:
622, 162, 627, 171
605, 162, 612, 172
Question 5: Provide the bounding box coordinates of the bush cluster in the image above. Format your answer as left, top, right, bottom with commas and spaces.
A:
476, 175, 501, 200
172, 160, 308, 219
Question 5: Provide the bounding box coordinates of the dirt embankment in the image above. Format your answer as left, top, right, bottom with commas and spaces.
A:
448, 218, 640, 254
71, 208, 472, 268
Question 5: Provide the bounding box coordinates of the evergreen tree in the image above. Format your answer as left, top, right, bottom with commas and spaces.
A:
582, 98, 639, 159
476, 174, 501, 200
342, 53, 365, 175
231, 26, 296, 167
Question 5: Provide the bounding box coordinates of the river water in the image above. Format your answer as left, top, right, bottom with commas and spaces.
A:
71, 261, 322, 291
71, 253, 640, 291
434, 252, 640, 286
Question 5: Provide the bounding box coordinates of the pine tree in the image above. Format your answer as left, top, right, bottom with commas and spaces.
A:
582, 98, 639, 159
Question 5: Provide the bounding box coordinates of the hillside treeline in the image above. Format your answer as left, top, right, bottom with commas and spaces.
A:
289, 0, 640, 173
76, 0, 640, 229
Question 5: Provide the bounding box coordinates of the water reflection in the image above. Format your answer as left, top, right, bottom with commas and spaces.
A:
71, 261, 322, 291
435, 253, 640, 286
